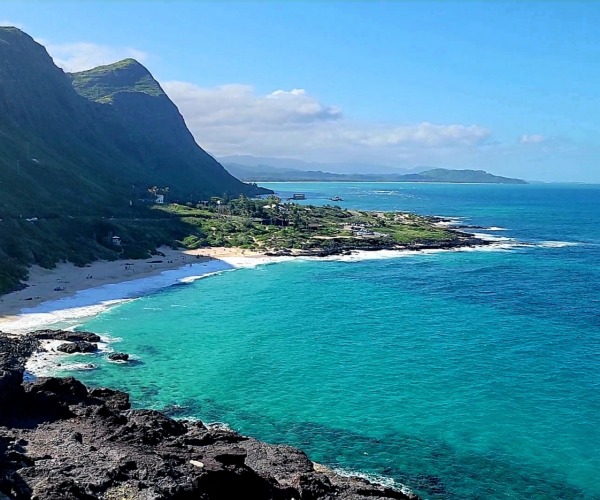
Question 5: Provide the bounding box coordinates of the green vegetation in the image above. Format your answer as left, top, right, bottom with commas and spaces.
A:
155, 196, 463, 253
0, 27, 271, 294
69, 59, 165, 103
0, 212, 192, 293
0, 194, 469, 295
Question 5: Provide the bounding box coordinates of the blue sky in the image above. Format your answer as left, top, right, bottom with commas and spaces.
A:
2, 1, 599, 182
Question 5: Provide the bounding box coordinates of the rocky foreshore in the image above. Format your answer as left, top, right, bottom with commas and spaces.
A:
265, 232, 491, 258
0, 331, 419, 500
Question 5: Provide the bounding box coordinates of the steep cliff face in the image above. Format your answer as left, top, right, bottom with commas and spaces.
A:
69, 59, 253, 198
0, 28, 120, 216
0, 28, 82, 134
0, 27, 267, 219
0, 27, 269, 293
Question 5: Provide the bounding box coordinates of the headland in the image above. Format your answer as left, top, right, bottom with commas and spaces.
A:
1, 202, 490, 329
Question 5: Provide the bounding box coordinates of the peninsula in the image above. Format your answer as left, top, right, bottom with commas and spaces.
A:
1, 196, 489, 304
154, 197, 486, 256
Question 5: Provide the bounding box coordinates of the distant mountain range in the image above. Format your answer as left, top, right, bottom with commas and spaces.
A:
218, 155, 421, 175
221, 160, 528, 184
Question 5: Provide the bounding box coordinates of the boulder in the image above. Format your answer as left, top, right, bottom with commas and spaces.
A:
32, 329, 102, 342
56, 341, 97, 354
108, 352, 129, 362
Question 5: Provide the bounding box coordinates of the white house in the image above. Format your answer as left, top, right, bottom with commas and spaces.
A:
155, 194, 164, 204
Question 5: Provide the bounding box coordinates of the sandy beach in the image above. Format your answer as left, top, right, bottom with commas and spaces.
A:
0, 246, 264, 326
0, 236, 508, 333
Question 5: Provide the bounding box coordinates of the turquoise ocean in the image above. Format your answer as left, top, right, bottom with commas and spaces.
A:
64, 183, 599, 499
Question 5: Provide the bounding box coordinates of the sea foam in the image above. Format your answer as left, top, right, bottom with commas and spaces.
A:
3, 259, 236, 333
4, 235, 576, 335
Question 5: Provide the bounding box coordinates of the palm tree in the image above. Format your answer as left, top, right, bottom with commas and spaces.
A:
265, 194, 280, 226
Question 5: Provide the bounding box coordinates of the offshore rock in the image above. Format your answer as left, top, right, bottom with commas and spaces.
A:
56, 341, 98, 354
0, 332, 419, 499
108, 352, 129, 362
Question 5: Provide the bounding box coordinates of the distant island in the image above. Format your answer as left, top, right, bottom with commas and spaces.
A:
223, 162, 528, 184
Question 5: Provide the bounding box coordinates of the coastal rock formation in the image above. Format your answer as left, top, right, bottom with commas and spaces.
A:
0, 332, 419, 500
263, 233, 489, 259
56, 341, 98, 354
108, 352, 129, 362
31, 331, 102, 343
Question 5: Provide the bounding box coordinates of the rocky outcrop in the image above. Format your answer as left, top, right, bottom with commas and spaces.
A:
265, 232, 490, 259
108, 352, 129, 362
0, 332, 419, 500
56, 341, 98, 354
0, 334, 38, 408
31, 330, 102, 343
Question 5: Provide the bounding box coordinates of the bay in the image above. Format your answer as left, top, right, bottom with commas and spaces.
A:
66, 182, 600, 499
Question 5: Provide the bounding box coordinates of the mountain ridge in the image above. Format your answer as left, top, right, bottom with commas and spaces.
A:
0, 27, 269, 293
223, 162, 528, 184
218, 155, 422, 175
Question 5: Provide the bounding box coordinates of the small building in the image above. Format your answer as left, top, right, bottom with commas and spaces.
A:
111, 236, 122, 246
155, 194, 165, 204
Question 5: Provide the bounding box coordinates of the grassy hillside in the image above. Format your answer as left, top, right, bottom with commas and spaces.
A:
70, 58, 164, 102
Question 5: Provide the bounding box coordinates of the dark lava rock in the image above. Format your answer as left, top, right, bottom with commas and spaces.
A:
56, 341, 97, 354
88, 387, 130, 411
31, 329, 102, 343
27, 376, 88, 401
0, 334, 38, 409
0, 332, 420, 499
108, 352, 129, 362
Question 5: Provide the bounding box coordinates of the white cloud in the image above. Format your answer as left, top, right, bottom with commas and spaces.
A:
164, 82, 341, 127
356, 123, 490, 148
520, 134, 546, 144
163, 81, 491, 165
44, 41, 149, 72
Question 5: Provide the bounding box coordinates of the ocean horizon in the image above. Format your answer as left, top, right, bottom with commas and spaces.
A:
20, 182, 600, 499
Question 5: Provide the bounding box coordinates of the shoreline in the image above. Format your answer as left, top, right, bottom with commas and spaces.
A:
0, 246, 266, 329
0, 234, 519, 335
0, 332, 419, 499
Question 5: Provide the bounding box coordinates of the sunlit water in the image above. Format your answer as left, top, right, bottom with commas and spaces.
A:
60, 183, 599, 499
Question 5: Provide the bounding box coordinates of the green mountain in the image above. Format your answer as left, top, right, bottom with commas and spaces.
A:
0, 27, 269, 293
224, 162, 527, 184
413, 168, 527, 184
